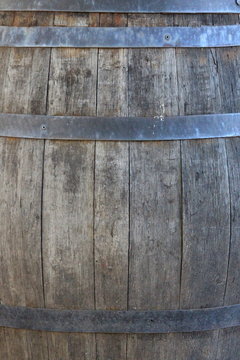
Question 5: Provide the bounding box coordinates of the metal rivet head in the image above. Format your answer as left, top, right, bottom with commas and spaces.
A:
236, 0, 240, 5
41, 124, 47, 131
164, 34, 171, 42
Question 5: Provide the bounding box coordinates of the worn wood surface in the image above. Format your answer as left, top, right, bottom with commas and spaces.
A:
175, 14, 231, 360
43, 12, 98, 360
0, 11, 240, 360
0, 11, 52, 360
212, 14, 240, 360
126, 14, 181, 359
176, 14, 229, 306
95, 13, 129, 360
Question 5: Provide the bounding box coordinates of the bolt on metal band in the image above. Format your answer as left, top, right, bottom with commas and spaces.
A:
0, 25, 240, 49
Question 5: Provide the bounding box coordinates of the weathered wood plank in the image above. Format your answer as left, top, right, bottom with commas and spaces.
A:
0, 139, 49, 360
43, 12, 98, 360
127, 14, 181, 359
43, 141, 96, 360
127, 333, 177, 360
94, 13, 129, 360
0, 13, 14, 112
0, 140, 45, 306
95, 143, 129, 310
48, 14, 98, 117
176, 13, 231, 360
127, 141, 182, 359
0, 11, 52, 360
212, 13, 240, 360
129, 141, 181, 310
127, 332, 221, 360
128, 15, 177, 118
43, 141, 95, 309
127, 27, 180, 301
181, 139, 230, 308
215, 138, 240, 360
212, 15, 240, 115
174, 15, 222, 116
44, 333, 96, 360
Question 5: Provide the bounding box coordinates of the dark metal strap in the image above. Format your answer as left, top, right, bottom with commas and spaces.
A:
1, 304, 240, 333
0, 113, 240, 141
0, 0, 239, 13
0, 25, 240, 48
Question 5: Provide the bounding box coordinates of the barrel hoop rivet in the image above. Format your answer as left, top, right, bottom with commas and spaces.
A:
164, 34, 171, 42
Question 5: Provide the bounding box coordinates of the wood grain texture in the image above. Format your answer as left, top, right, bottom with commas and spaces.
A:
215, 138, 240, 360
129, 141, 181, 310
180, 139, 230, 309
43, 141, 95, 309
174, 15, 222, 116
43, 12, 98, 360
176, 13, 231, 360
48, 14, 98, 117
0, 11, 52, 360
212, 14, 240, 116
0, 11, 239, 360
127, 13, 182, 359
43, 141, 96, 360
94, 13, 129, 360
128, 14, 177, 118
127, 332, 221, 360
213, 14, 240, 360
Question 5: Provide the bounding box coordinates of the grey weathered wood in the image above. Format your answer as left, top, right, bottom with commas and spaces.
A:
0, 13, 14, 112
176, 13, 231, 359
127, 332, 222, 360
215, 138, 240, 360
43, 12, 98, 360
94, 13, 129, 360
0, 10, 239, 360
127, 14, 182, 359
212, 14, 240, 115
128, 14, 178, 118
44, 333, 96, 360
47, 14, 98, 117
0, 139, 45, 305
43, 140, 96, 359
129, 15, 181, 309
127, 334, 177, 360
181, 138, 230, 308
43, 141, 95, 309
129, 141, 181, 310
0, 139, 49, 360
174, 15, 222, 115
212, 13, 240, 360
0, 11, 52, 360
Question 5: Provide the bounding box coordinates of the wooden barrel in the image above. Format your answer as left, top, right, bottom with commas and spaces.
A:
0, 10, 240, 360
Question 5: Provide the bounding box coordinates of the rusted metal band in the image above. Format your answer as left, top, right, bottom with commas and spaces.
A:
1, 304, 240, 333
0, 113, 240, 141
0, 25, 240, 48
0, 0, 239, 13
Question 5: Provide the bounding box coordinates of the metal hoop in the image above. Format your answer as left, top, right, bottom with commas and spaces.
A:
0, 113, 240, 141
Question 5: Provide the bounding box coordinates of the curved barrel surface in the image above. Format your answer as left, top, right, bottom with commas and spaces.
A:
0, 10, 240, 360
